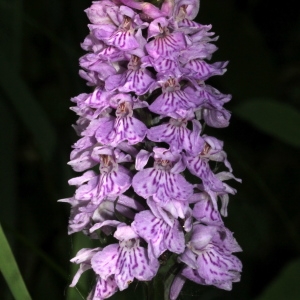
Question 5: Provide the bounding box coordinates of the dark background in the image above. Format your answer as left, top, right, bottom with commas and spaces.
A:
1, 0, 300, 299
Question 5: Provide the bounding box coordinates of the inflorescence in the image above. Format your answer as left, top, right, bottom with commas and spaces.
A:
59, 0, 242, 299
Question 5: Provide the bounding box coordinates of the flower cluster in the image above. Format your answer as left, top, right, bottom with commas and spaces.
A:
60, 0, 242, 299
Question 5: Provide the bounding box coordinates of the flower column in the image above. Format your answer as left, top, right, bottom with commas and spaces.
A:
60, 0, 242, 299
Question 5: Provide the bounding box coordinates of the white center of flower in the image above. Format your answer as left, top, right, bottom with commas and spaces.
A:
162, 78, 180, 92
122, 16, 132, 31
120, 238, 138, 249
177, 5, 188, 21
128, 55, 141, 71
100, 154, 115, 173
157, 23, 170, 36
154, 158, 173, 171
200, 143, 211, 156
116, 101, 133, 118
169, 118, 187, 127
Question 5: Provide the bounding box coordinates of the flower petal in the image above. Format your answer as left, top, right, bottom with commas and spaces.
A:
92, 244, 120, 279
115, 244, 159, 290
133, 210, 185, 257
132, 168, 193, 202
87, 276, 118, 300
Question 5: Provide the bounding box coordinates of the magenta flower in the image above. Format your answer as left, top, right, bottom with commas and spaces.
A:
70, 147, 132, 205
132, 210, 185, 258
147, 116, 203, 154
145, 17, 187, 58
148, 76, 201, 119
105, 55, 156, 95
178, 224, 242, 291
61, 0, 242, 298
95, 100, 148, 146
132, 148, 193, 203
69, 248, 118, 299
91, 224, 159, 291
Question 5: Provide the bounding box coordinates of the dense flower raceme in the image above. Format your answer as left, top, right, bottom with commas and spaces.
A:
60, 0, 242, 298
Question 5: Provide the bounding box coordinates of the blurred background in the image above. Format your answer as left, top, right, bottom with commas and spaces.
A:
0, 0, 300, 299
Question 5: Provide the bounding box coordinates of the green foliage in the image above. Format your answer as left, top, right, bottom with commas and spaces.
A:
0, 225, 32, 300
234, 98, 300, 148
256, 258, 300, 300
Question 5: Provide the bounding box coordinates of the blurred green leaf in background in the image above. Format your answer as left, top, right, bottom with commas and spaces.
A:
256, 258, 300, 300
234, 98, 300, 148
0, 225, 32, 300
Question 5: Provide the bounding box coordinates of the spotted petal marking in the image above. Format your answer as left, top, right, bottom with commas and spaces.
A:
192, 197, 223, 226
147, 56, 179, 73
132, 210, 185, 258
146, 32, 186, 59
96, 116, 147, 146
88, 276, 118, 300
184, 60, 228, 80
147, 121, 192, 153
91, 244, 119, 279
195, 247, 242, 288
119, 69, 155, 95
74, 167, 131, 204
185, 156, 225, 193
106, 69, 155, 95
107, 30, 139, 50
94, 166, 132, 203
115, 243, 158, 290
132, 168, 193, 203
149, 90, 200, 118
92, 241, 159, 291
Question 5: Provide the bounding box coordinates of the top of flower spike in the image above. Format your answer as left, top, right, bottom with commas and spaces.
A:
120, 0, 200, 20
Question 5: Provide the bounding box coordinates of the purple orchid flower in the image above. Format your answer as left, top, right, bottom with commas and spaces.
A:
132, 210, 185, 258
148, 75, 202, 118
178, 224, 242, 291
146, 17, 187, 59
132, 148, 193, 203
105, 54, 155, 95
147, 116, 204, 154
95, 101, 148, 146
69, 147, 132, 205
70, 247, 119, 299
62, 0, 242, 298
91, 224, 159, 291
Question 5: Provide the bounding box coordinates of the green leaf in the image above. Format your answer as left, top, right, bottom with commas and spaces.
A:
234, 98, 300, 148
256, 258, 300, 300
0, 224, 32, 300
